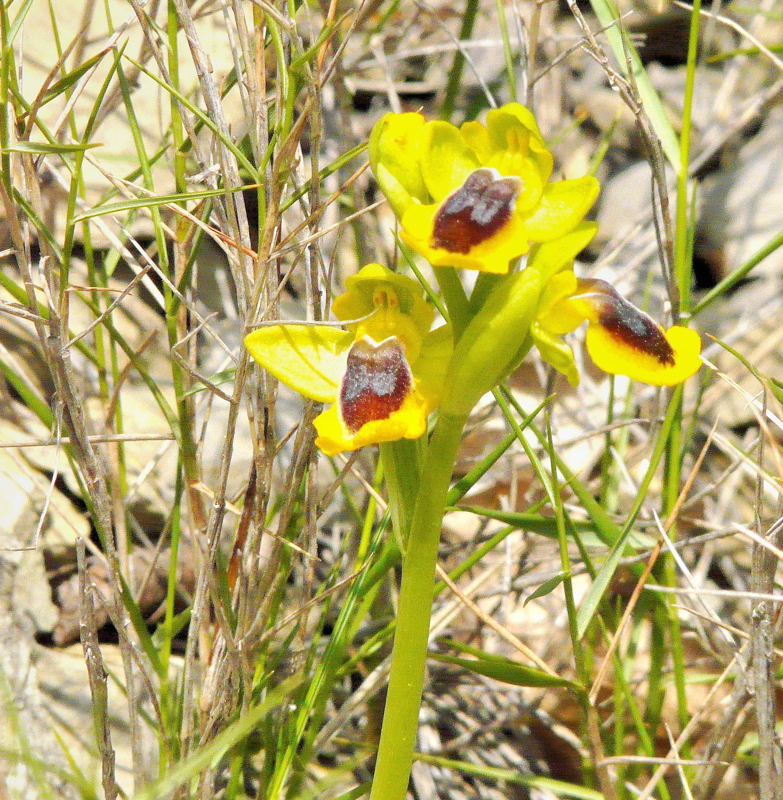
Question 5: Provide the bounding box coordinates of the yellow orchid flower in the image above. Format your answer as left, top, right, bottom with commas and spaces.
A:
244, 264, 451, 456
533, 270, 702, 386
370, 103, 599, 274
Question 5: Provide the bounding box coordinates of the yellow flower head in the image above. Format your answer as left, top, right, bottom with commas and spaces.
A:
370, 103, 600, 274
244, 264, 451, 455
533, 270, 702, 386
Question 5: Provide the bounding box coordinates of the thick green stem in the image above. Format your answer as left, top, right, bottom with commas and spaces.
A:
370, 413, 467, 800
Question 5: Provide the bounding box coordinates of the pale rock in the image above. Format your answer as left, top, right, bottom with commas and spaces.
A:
697, 107, 783, 280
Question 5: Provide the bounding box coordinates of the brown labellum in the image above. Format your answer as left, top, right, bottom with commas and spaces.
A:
432, 168, 522, 254
339, 336, 412, 433
580, 279, 675, 365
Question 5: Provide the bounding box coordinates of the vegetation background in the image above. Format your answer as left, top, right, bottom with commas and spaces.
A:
1, 0, 782, 798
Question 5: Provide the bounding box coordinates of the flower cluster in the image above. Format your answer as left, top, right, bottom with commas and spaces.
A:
245, 103, 702, 454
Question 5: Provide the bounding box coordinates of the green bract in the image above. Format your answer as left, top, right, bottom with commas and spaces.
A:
440, 268, 541, 417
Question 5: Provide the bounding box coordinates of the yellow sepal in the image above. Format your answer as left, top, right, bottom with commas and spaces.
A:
531, 322, 580, 387
412, 325, 453, 405
244, 325, 352, 402
525, 222, 598, 284
368, 112, 429, 217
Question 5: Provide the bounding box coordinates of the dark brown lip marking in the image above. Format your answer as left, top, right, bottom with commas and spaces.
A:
339, 337, 412, 434
432, 168, 522, 254
578, 279, 675, 365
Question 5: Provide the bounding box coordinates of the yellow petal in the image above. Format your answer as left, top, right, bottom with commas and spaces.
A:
483, 104, 553, 193
535, 271, 584, 335
460, 119, 493, 163
490, 103, 547, 142
332, 262, 434, 337
522, 176, 600, 242
244, 325, 353, 402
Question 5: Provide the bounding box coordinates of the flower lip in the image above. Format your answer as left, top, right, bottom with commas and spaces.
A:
575, 279, 675, 366
432, 167, 523, 255
339, 335, 413, 434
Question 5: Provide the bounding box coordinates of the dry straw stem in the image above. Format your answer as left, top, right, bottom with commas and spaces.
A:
77, 540, 118, 800
564, 0, 679, 313
749, 392, 783, 800
3, 179, 149, 788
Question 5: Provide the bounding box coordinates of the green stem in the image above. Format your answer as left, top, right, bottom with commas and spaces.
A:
441, 0, 480, 120
370, 412, 467, 800
433, 267, 470, 338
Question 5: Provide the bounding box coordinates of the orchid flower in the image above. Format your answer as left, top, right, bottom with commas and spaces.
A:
369, 103, 599, 274
533, 270, 702, 387
244, 264, 451, 456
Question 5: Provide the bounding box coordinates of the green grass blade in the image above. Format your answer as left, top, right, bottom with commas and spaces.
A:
587, 0, 680, 168
576, 387, 684, 637
131, 675, 304, 800
417, 753, 606, 799
2, 141, 102, 153
692, 226, 783, 315
74, 184, 257, 222
41, 47, 112, 105
430, 652, 581, 690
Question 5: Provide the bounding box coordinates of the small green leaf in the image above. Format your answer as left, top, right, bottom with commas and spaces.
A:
430, 651, 581, 691
42, 48, 111, 105
524, 573, 566, 606
151, 608, 191, 648
3, 141, 102, 154
183, 368, 236, 397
